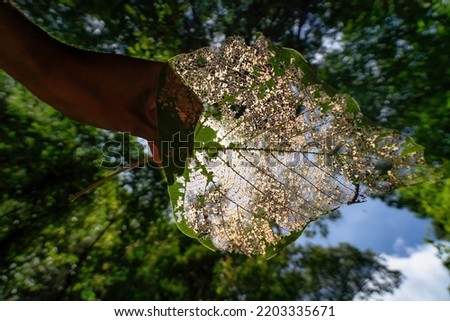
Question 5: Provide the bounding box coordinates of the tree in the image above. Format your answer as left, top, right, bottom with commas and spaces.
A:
2, 0, 448, 300
315, 0, 450, 254
0, 72, 402, 300
317, 0, 449, 163
213, 243, 401, 300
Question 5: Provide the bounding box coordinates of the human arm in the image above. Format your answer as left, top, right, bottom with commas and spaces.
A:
0, 1, 165, 143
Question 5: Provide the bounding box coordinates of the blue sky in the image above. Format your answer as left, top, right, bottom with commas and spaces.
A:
298, 198, 450, 300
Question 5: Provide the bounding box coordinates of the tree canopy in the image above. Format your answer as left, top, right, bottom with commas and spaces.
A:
1, 0, 448, 299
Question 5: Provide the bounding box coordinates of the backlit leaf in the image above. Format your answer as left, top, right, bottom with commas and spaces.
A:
157, 36, 426, 257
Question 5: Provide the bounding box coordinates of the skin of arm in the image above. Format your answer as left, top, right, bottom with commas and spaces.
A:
0, 1, 164, 160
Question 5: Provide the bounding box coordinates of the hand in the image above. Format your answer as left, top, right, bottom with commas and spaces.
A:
0, 1, 164, 158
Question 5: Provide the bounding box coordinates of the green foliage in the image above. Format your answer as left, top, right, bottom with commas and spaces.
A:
213, 243, 401, 300
317, 0, 450, 163
315, 0, 450, 246
396, 178, 450, 241
316, 0, 450, 273
1, 0, 448, 299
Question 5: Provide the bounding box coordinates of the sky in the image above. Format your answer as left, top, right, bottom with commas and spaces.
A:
298, 198, 450, 300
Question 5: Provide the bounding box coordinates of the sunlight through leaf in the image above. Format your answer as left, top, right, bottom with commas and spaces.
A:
157, 36, 425, 256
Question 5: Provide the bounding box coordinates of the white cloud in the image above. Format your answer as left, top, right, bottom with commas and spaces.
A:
378, 244, 450, 300
299, 199, 449, 300
393, 237, 406, 253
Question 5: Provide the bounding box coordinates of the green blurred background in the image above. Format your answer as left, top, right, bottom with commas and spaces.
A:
0, 0, 449, 300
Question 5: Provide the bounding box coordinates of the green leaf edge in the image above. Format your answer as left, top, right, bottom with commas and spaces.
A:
265, 227, 306, 259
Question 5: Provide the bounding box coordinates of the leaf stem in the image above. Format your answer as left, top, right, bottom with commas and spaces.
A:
68, 157, 152, 202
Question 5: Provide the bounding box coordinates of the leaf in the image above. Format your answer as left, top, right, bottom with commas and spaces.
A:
156, 65, 203, 185
345, 97, 361, 114
195, 124, 217, 143
401, 136, 425, 156
160, 35, 427, 257
166, 159, 216, 252
265, 228, 306, 260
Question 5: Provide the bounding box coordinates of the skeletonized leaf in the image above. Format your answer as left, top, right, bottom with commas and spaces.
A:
156, 36, 425, 257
